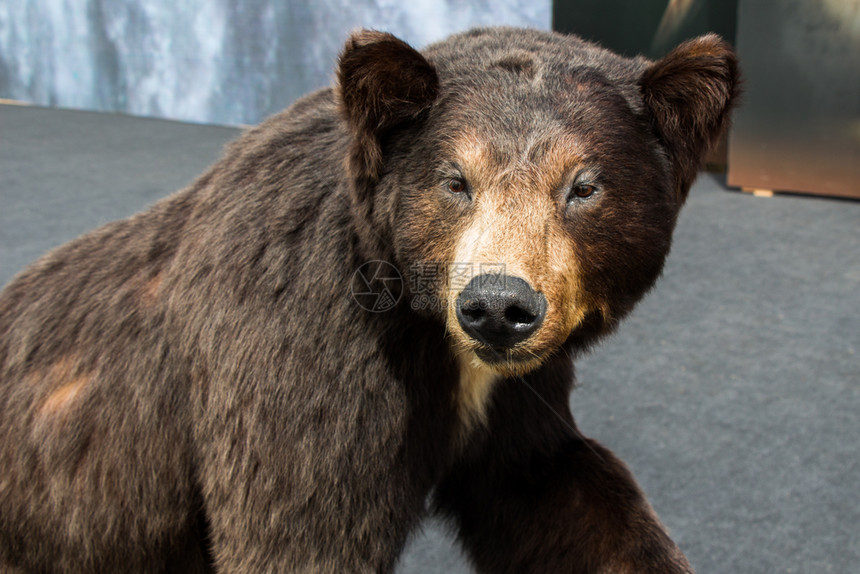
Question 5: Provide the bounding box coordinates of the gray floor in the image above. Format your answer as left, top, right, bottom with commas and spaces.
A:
2, 103, 859, 573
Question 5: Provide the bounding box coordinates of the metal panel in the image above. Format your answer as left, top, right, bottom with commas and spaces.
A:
728, 0, 860, 198
553, 0, 737, 60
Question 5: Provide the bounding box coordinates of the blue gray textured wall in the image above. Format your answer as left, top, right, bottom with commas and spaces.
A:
0, 0, 550, 125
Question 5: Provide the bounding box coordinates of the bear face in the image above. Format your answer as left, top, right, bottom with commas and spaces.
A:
339, 28, 738, 379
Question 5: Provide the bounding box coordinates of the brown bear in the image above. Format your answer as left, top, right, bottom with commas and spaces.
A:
0, 27, 738, 573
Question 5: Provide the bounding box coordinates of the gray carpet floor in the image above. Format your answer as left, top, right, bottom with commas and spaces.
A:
2, 103, 859, 573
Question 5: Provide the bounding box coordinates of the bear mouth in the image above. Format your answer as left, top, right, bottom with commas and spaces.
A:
471, 346, 548, 373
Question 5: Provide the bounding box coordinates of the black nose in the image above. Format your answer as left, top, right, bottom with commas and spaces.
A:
455, 274, 547, 350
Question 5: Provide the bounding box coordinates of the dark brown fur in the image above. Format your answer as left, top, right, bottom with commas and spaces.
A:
0, 27, 738, 572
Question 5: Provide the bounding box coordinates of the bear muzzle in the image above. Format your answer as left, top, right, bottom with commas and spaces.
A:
455, 274, 547, 358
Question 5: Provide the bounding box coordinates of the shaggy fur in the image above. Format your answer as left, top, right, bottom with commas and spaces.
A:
0, 28, 738, 572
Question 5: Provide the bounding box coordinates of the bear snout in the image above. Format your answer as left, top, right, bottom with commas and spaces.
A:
455, 274, 547, 354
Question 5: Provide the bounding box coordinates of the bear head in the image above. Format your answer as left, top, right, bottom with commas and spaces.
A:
337, 28, 738, 378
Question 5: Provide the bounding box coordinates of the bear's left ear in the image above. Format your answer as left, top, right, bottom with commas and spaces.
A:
337, 30, 440, 185
639, 34, 740, 202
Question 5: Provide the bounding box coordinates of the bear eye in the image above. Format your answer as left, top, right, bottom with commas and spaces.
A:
568, 182, 598, 203
447, 177, 469, 196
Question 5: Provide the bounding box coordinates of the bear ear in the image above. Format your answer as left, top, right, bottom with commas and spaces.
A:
337, 30, 440, 183
639, 34, 740, 202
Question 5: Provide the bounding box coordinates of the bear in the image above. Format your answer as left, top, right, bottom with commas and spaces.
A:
0, 27, 738, 573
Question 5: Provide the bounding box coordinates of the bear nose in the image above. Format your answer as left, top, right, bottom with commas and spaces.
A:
455, 274, 547, 350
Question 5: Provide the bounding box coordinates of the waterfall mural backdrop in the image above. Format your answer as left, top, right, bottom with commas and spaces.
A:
0, 0, 550, 125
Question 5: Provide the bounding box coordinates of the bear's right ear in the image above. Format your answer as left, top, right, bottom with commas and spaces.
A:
337, 30, 439, 185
